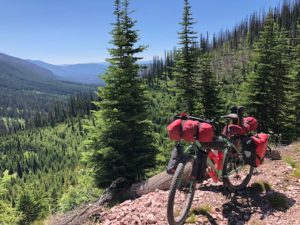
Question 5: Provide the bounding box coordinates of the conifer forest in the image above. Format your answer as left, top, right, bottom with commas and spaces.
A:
1, 0, 300, 224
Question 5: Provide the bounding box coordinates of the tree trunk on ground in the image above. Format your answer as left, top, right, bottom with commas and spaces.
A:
98, 161, 193, 206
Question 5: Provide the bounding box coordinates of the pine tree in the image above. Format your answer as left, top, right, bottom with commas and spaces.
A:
86, 0, 156, 188
0, 171, 21, 225
196, 52, 223, 119
291, 23, 300, 138
174, 0, 198, 114
17, 193, 40, 225
244, 13, 295, 142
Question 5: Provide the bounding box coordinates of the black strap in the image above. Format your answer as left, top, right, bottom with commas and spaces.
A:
256, 154, 264, 163
179, 120, 185, 138
194, 122, 200, 140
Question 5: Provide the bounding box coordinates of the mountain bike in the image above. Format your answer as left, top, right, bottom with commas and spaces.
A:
167, 113, 254, 225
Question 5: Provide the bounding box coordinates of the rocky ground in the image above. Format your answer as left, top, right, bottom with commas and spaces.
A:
49, 142, 300, 225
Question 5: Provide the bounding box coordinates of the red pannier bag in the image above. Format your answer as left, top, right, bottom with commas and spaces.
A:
223, 117, 258, 137
243, 117, 258, 132
167, 119, 182, 141
242, 133, 268, 167
223, 124, 246, 136
167, 119, 214, 143
199, 122, 214, 143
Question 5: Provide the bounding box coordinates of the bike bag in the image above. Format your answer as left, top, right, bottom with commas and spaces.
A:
243, 116, 258, 132
242, 133, 269, 167
166, 143, 183, 174
223, 116, 258, 137
167, 119, 214, 143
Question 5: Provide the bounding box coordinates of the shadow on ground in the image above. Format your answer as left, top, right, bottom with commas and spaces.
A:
198, 184, 295, 225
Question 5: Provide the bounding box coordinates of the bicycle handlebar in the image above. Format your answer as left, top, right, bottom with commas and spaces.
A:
174, 115, 213, 124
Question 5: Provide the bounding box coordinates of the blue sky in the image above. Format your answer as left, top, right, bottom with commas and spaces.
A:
0, 0, 283, 64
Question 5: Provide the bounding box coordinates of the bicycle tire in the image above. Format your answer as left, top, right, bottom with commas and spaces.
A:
167, 160, 195, 225
222, 147, 254, 192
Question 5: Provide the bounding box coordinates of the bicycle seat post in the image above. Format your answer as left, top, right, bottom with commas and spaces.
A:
237, 106, 245, 126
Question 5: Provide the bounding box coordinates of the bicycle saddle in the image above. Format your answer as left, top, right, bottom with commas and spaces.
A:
221, 113, 239, 120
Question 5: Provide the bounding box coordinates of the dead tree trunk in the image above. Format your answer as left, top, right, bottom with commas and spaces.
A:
98, 161, 193, 206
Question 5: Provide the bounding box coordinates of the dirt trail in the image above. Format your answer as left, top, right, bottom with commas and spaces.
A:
50, 142, 300, 225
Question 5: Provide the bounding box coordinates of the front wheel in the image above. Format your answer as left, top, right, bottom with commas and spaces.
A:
167, 158, 195, 225
222, 147, 254, 192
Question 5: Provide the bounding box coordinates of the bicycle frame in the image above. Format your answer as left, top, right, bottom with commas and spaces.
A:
182, 135, 245, 182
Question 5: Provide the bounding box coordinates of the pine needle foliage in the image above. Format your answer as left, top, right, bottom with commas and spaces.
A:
196, 52, 224, 119
244, 13, 295, 142
174, 0, 198, 114
86, 0, 157, 188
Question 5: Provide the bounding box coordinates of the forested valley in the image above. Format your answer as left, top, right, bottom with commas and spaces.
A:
1, 0, 300, 224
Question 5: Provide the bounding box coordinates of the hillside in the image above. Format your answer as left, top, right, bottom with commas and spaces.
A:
0, 121, 101, 224
49, 143, 300, 225
28, 60, 107, 85
0, 52, 94, 95
0, 52, 96, 133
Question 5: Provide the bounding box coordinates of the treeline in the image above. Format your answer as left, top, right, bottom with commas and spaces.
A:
0, 91, 97, 135
141, 0, 300, 143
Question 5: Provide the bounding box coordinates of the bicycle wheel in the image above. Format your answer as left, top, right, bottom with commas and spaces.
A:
167, 158, 195, 225
223, 146, 254, 192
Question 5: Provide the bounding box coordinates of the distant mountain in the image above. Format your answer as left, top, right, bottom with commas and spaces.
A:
0, 52, 56, 81
0, 52, 93, 95
28, 60, 107, 85
0, 52, 96, 123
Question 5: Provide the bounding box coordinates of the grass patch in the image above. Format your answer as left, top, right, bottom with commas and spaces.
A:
174, 210, 180, 218
282, 156, 300, 178
283, 156, 299, 169
252, 180, 272, 192
186, 213, 197, 223
293, 168, 300, 178
267, 192, 289, 209
295, 146, 300, 152
190, 204, 212, 215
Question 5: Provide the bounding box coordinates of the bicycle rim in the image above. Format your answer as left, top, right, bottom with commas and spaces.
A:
167, 160, 195, 225
223, 147, 253, 192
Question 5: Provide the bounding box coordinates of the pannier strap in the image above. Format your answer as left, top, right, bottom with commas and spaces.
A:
256, 153, 264, 163
179, 120, 185, 138
194, 123, 200, 140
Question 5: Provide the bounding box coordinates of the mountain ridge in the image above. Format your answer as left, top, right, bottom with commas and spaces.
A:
27, 59, 107, 85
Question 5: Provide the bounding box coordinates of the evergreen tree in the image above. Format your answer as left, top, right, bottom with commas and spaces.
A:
291, 23, 300, 138
174, 0, 198, 114
0, 171, 21, 225
196, 52, 223, 119
86, 0, 156, 188
17, 193, 40, 225
244, 14, 295, 142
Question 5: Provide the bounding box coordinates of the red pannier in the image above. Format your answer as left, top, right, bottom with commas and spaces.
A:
242, 133, 269, 167
223, 116, 258, 137
243, 116, 258, 132
167, 119, 214, 143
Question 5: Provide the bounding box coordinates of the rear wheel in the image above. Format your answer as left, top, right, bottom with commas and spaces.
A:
223, 146, 253, 192
167, 159, 195, 225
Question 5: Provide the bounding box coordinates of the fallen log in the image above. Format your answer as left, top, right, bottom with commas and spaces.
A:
49, 161, 194, 224
98, 160, 194, 206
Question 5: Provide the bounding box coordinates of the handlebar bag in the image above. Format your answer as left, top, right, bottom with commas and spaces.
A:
198, 122, 214, 143
167, 119, 214, 143
167, 119, 183, 141
242, 133, 268, 167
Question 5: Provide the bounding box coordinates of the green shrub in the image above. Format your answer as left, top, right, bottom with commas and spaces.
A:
190, 204, 212, 215
186, 213, 197, 223
252, 180, 272, 192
